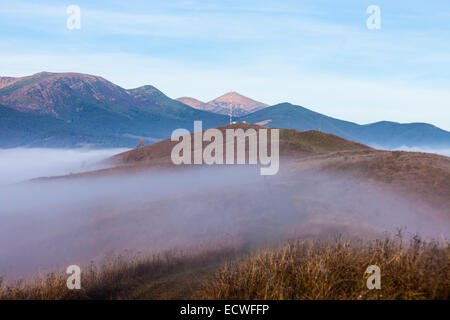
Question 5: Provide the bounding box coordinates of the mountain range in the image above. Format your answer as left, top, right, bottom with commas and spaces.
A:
0, 72, 227, 147
240, 103, 450, 148
0, 71, 449, 149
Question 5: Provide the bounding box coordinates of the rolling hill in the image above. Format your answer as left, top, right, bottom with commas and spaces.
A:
239, 103, 450, 148
29, 122, 448, 241
100, 123, 449, 216
109, 123, 371, 167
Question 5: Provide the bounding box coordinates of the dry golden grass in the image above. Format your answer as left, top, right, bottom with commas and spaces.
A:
0, 248, 238, 300
202, 235, 450, 300
1, 236, 448, 300
279, 129, 370, 153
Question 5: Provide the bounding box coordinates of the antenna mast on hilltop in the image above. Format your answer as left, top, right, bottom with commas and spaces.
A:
229, 90, 234, 124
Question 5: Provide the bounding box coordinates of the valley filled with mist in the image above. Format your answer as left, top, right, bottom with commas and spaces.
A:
0, 142, 449, 285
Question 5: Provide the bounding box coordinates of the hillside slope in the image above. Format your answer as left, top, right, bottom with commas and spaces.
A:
104, 123, 450, 216
111, 123, 370, 166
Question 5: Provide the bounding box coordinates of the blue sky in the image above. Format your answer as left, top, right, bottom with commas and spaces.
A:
0, 0, 449, 130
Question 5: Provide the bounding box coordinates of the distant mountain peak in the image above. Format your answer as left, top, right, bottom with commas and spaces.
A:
128, 85, 164, 97
130, 84, 159, 92
177, 92, 268, 117
208, 91, 268, 117
209, 91, 267, 106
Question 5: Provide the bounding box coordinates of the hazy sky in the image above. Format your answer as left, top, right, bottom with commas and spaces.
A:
0, 0, 449, 130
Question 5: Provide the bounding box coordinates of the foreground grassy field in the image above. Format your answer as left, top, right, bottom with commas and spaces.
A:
1, 236, 448, 300
203, 236, 449, 300
0, 247, 239, 300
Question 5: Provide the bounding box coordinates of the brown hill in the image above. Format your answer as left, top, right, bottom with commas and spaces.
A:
105, 124, 450, 216
111, 123, 371, 166
41, 123, 450, 216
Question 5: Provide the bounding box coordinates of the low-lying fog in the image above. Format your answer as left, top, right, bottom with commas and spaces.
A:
0, 148, 128, 186
0, 148, 449, 280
